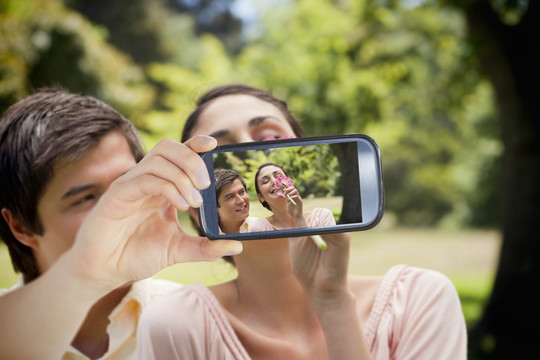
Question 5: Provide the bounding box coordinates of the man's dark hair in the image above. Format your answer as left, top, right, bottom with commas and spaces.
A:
0, 88, 144, 282
181, 83, 305, 142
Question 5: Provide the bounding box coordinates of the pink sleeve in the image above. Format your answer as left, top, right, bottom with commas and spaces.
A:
310, 208, 336, 227
246, 217, 274, 232
137, 284, 249, 360
370, 267, 467, 360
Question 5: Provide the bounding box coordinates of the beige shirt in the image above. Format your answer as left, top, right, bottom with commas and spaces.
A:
1, 277, 181, 359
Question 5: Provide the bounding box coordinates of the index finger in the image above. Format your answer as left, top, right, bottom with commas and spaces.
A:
140, 136, 216, 190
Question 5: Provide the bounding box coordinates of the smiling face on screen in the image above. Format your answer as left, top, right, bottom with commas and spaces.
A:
217, 178, 250, 233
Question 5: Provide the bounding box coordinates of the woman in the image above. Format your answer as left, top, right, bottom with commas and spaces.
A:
248, 162, 336, 234
137, 84, 467, 359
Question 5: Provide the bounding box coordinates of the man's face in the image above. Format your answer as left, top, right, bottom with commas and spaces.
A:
217, 178, 250, 230
33, 131, 137, 274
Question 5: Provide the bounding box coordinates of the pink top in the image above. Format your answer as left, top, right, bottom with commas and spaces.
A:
137, 265, 467, 359
243, 207, 336, 233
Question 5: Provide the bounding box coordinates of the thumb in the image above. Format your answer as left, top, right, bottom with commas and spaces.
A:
170, 235, 243, 263
199, 238, 243, 261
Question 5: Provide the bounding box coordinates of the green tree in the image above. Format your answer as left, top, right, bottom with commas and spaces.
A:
0, 0, 154, 125
232, 0, 499, 227
441, 0, 539, 358
63, 0, 211, 68
146, 0, 499, 229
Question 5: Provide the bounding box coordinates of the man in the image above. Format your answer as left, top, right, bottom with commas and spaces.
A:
214, 168, 252, 234
0, 88, 242, 359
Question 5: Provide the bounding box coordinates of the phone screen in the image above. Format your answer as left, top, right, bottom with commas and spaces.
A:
198, 134, 383, 240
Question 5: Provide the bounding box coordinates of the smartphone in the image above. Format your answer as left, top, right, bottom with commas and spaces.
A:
198, 134, 384, 240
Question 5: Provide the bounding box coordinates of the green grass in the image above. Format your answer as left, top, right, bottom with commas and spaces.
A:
0, 223, 499, 328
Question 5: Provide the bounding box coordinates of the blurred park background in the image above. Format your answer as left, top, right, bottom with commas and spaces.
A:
0, 0, 537, 359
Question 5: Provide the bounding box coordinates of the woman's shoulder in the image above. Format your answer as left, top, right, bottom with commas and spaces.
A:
385, 265, 458, 298
351, 265, 458, 307
362, 266, 466, 358
307, 207, 336, 226
355, 266, 464, 348
347, 265, 461, 325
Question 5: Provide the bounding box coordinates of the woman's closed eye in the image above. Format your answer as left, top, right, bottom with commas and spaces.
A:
257, 134, 294, 142
259, 135, 281, 141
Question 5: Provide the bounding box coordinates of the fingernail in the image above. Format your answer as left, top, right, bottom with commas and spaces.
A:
178, 194, 189, 208
191, 188, 203, 205
223, 247, 243, 256
195, 167, 211, 188
198, 135, 215, 143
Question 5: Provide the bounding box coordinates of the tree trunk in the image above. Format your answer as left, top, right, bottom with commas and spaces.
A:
333, 142, 363, 224
465, 1, 540, 358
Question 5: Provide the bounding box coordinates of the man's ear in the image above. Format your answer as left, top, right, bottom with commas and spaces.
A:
1, 208, 39, 248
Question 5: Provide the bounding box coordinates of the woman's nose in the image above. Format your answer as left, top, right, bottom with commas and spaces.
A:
233, 131, 255, 144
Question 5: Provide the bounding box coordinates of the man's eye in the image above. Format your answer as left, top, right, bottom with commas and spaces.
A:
73, 194, 96, 206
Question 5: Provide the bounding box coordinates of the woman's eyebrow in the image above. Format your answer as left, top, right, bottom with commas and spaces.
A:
208, 116, 283, 139
248, 116, 281, 127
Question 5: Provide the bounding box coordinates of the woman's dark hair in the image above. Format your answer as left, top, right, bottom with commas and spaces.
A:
181, 83, 305, 142
0, 88, 144, 283
254, 163, 289, 211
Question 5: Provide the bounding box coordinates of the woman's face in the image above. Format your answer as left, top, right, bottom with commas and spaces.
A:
256, 165, 288, 208
189, 94, 296, 145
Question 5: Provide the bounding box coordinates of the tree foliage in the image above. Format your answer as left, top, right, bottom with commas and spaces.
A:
0, 0, 502, 228
147, 0, 500, 227
0, 0, 154, 125
214, 144, 341, 199
63, 0, 217, 67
